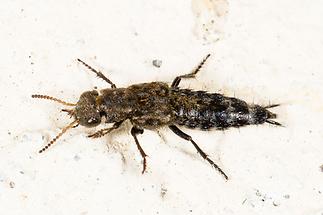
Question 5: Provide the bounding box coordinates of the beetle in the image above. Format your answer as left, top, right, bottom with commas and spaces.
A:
32, 54, 281, 180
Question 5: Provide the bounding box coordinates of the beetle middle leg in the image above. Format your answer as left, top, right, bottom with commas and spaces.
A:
171, 54, 211, 88
77, 59, 117, 88
169, 124, 228, 180
88, 121, 123, 138
130, 126, 148, 174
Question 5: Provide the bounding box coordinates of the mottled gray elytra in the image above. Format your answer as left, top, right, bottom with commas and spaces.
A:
32, 55, 281, 180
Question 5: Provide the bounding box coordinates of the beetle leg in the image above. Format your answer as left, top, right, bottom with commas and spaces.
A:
169, 124, 228, 180
77, 59, 117, 88
88, 121, 123, 138
171, 54, 211, 88
130, 126, 148, 174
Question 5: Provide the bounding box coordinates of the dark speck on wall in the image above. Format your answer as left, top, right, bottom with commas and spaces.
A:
9, 181, 15, 188
152, 59, 162, 68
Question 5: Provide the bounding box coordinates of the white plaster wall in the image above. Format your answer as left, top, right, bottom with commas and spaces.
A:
0, 0, 322, 214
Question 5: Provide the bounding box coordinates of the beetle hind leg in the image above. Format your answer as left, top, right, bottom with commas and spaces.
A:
169, 124, 228, 180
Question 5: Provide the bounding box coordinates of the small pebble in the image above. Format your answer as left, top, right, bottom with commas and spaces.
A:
160, 187, 167, 198
73, 154, 80, 161
273, 200, 280, 207
283, 194, 290, 199
152, 59, 162, 68
9, 181, 15, 188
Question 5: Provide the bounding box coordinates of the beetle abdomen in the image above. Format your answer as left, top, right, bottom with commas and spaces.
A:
171, 89, 255, 130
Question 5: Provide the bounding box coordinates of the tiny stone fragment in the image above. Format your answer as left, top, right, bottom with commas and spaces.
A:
152, 59, 162, 68
160, 186, 167, 198
283, 194, 290, 199
74, 154, 81, 161
273, 200, 280, 207
9, 181, 15, 188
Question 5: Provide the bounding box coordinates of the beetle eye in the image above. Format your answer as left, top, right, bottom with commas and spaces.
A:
87, 117, 98, 124
85, 116, 101, 127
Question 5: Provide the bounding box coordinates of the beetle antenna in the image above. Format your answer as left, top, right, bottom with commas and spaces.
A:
39, 120, 79, 153
32, 94, 76, 106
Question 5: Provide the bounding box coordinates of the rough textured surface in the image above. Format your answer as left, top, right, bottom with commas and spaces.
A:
1, 0, 323, 215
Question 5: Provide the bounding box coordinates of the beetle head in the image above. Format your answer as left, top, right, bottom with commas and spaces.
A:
73, 90, 101, 127
31, 90, 102, 153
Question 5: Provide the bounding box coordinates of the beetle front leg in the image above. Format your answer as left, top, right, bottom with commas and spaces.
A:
169, 124, 228, 180
88, 121, 123, 138
77, 59, 117, 88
